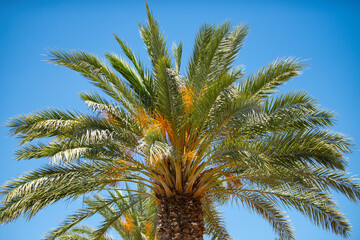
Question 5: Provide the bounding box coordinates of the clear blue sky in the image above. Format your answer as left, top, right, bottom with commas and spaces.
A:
1, 0, 360, 239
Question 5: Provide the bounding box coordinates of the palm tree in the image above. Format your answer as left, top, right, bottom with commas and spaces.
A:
51, 184, 228, 240
1, 3, 359, 240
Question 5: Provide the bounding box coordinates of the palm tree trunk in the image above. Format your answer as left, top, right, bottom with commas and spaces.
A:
157, 195, 204, 240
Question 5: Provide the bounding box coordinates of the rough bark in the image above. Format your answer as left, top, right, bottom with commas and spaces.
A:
157, 194, 204, 240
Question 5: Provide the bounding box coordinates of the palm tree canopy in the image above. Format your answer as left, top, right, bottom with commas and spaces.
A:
1, 3, 359, 240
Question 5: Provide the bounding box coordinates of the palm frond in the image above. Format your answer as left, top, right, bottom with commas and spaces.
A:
224, 190, 295, 240
139, 2, 169, 68
172, 42, 183, 73
238, 58, 305, 98
202, 197, 231, 240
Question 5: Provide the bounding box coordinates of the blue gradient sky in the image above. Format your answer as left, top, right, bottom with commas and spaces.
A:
1, 0, 360, 239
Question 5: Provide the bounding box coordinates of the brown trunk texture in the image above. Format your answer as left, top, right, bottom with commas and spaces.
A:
156, 195, 204, 240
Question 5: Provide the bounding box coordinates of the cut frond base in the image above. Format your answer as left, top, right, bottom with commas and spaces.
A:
157, 194, 205, 240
